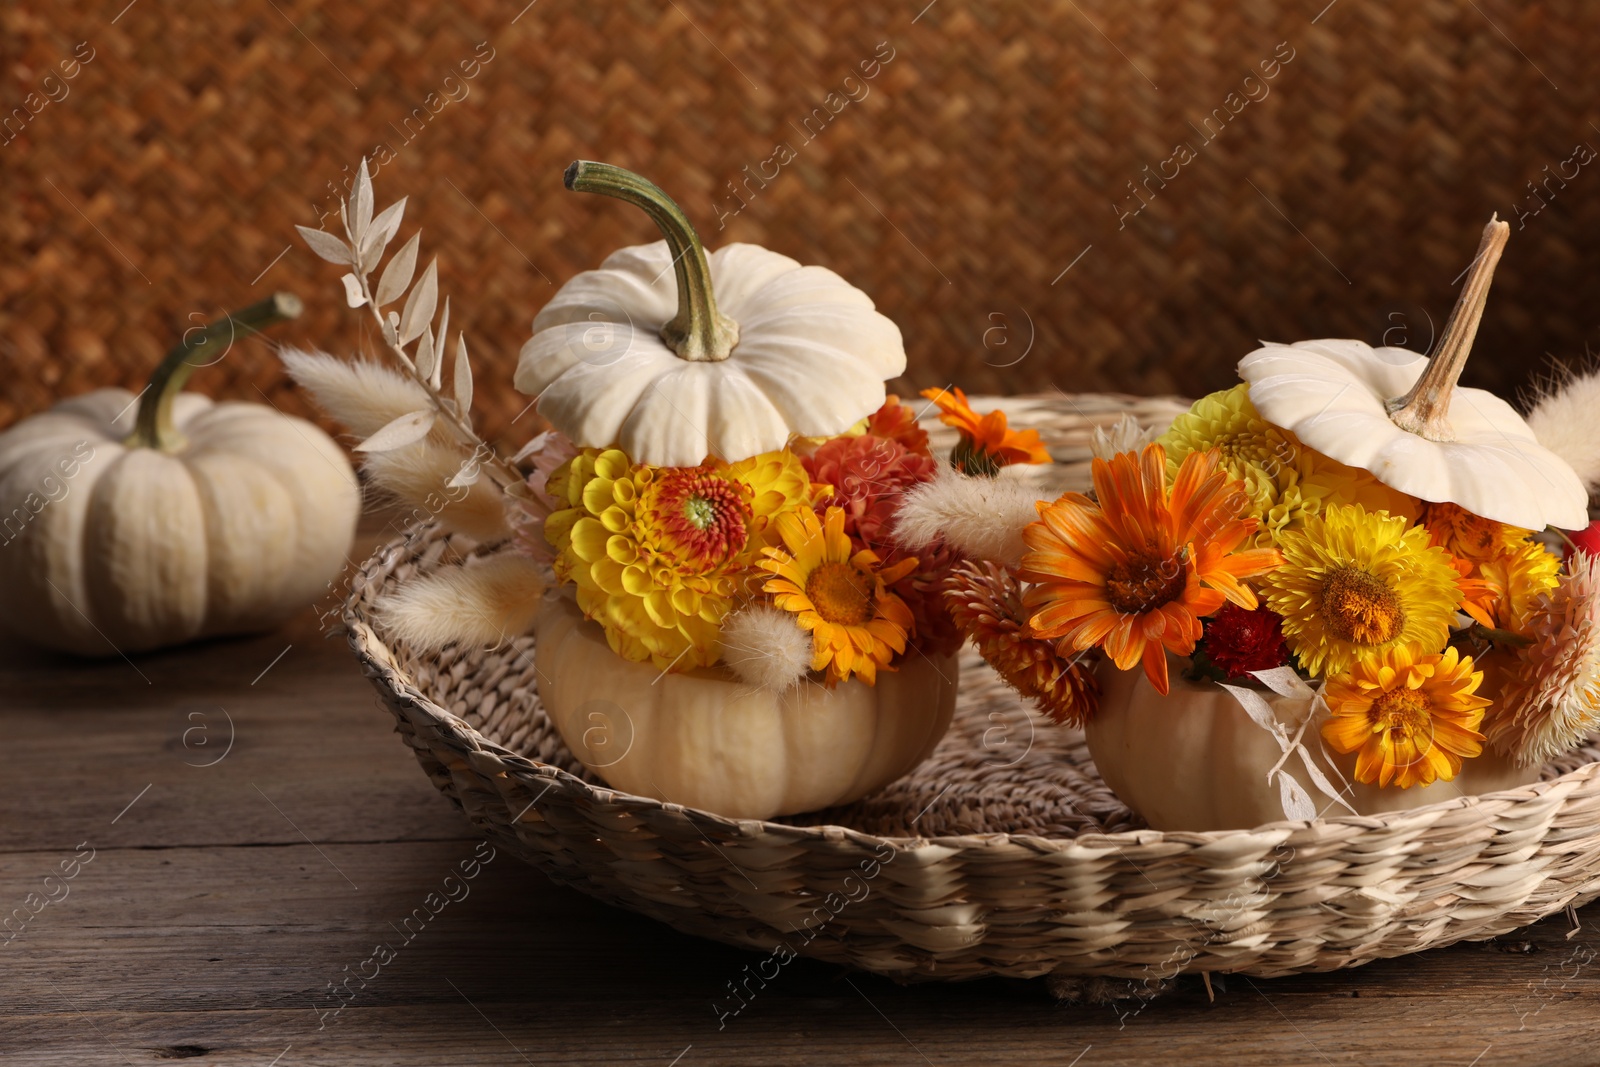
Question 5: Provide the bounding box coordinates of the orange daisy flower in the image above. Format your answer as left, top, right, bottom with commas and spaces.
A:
1018, 444, 1282, 695
920, 386, 1051, 473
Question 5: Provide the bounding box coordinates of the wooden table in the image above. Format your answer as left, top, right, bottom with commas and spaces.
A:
5, 533, 1599, 1066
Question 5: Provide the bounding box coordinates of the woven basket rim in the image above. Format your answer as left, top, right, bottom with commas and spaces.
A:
343, 524, 1600, 852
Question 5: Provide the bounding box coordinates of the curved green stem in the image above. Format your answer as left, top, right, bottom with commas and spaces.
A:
128, 292, 303, 451
564, 160, 739, 363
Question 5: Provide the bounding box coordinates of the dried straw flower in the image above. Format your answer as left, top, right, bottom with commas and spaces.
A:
944, 560, 1099, 727
1486, 551, 1600, 766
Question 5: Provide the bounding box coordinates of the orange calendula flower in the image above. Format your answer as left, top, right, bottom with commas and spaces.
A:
920, 386, 1051, 473
759, 506, 919, 686
1321, 644, 1489, 788
1018, 444, 1282, 695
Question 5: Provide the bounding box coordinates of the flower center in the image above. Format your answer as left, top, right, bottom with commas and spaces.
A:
1320, 566, 1405, 645
653, 469, 749, 566
806, 561, 875, 627
1370, 687, 1434, 747
1105, 550, 1186, 615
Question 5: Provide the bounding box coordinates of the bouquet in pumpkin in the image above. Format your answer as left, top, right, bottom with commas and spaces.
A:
931, 218, 1600, 819
283, 159, 1054, 819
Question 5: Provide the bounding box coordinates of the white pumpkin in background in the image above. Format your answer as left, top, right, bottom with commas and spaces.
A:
0, 295, 359, 656
514, 161, 906, 468
535, 598, 957, 820
1239, 217, 1588, 531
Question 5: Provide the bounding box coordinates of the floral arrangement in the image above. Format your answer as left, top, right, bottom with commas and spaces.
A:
282, 158, 1053, 695
929, 218, 1600, 802
525, 386, 1048, 690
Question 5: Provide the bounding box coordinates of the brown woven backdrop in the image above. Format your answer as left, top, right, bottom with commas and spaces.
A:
4, 0, 1599, 448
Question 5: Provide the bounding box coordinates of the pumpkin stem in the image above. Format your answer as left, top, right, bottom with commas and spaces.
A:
564, 161, 739, 363
128, 292, 304, 451
1385, 216, 1511, 442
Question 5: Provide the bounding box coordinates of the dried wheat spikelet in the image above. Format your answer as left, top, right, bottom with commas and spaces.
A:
721, 603, 814, 693
1526, 366, 1600, 493
373, 553, 548, 651
895, 468, 1042, 567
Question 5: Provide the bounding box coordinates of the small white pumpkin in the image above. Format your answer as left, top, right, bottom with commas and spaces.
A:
515, 162, 906, 468
535, 597, 957, 819
1239, 217, 1588, 531
0, 295, 360, 656
1085, 658, 1540, 831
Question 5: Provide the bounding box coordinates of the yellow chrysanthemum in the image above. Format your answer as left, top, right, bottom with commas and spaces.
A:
1159, 384, 1418, 544
758, 506, 918, 686
1262, 503, 1462, 677
546, 446, 822, 670
1157, 384, 1294, 519
1321, 644, 1489, 788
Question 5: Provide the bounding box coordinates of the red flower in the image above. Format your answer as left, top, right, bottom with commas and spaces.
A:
1200, 603, 1290, 680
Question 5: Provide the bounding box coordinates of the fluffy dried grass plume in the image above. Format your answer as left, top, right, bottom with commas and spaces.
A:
281, 348, 430, 438
721, 604, 813, 693
1526, 368, 1600, 492
374, 553, 547, 652
895, 468, 1042, 567
1487, 551, 1600, 766
283, 349, 510, 542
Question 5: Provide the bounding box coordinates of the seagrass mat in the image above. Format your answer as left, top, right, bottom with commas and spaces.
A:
5, 0, 1600, 444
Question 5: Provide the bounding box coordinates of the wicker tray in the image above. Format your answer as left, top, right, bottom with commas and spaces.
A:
342, 395, 1600, 983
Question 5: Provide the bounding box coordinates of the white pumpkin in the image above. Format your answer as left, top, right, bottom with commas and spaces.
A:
1239, 217, 1588, 531
1085, 658, 1541, 831
515, 162, 905, 468
534, 597, 957, 819
0, 295, 360, 656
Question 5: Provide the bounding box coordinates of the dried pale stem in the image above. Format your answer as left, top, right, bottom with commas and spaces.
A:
1386, 216, 1511, 442
342, 207, 528, 499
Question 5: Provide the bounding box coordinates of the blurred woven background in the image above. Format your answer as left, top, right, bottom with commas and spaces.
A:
3, 0, 1598, 447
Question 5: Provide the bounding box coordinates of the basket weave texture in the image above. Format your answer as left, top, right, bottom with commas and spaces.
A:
344, 395, 1600, 981
7, 1, 1600, 444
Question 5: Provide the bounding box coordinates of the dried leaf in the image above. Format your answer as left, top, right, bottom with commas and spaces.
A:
363, 197, 408, 261
352, 159, 374, 245
340, 272, 367, 308
375, 231, 420, 308
415, 327, 437, 383
295, 225, 351, 265
446, 458, 481, 488
434, 298, 451, 388
453, 333, 473, 413
399, 258, 438, 344
355, 409, 437, 453
383, 310, 400, 346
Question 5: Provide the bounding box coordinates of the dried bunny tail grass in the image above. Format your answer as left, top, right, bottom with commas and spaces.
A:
363, 442, 512, 542
374, 553, 546, 652
1487, 551, 1600, 766
895, 469, 1042, 567
280, 348, 432, 438
721, 604, 813, 693
1526, 367, 1600, 492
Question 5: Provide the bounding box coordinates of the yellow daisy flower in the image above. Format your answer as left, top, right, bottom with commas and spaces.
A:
1321, 644, 1489, 788
1262, 503, 1462, 677
758, 506, 918, 686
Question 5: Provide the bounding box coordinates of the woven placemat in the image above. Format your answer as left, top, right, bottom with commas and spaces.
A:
5, 1, 1599, 445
